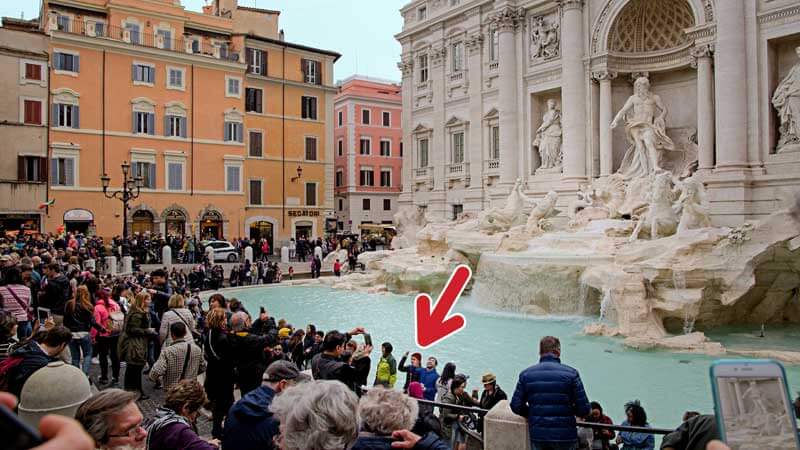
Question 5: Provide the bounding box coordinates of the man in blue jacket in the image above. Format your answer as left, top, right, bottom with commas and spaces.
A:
223, 360, 309, 449
412, 356, 440, 401
510, 336, 591, 450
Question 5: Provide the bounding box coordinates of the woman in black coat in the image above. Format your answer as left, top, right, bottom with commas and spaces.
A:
203, 308, 235, 440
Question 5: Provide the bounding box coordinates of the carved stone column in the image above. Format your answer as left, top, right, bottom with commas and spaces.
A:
593, 71, 617, 177
559, 0, 587, 182
398, 55, 415, 206
714, 0, 748, 170
691, 44, 715, 171
465, 31, 484, 194
493, 6, 523, 189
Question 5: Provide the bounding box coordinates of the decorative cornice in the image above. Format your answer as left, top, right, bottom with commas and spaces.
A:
465, 32, 483, 54
758, 4, 800, 27
398, 58, 414, 78
490, 6, 524, 32
430, 45, 447, 67
558, 0, 584, 13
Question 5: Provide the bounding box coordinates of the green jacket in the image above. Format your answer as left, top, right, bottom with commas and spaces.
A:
118, 308, 151, 365
373, 353, 397, 388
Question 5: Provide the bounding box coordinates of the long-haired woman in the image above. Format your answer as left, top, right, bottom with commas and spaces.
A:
203, 307, 234, 440
64, 285, 103, 375
118, 291, 157, 399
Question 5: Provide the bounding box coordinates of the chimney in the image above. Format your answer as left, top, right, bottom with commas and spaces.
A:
279, 29, 285, 41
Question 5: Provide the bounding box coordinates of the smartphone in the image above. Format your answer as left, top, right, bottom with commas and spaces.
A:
0, 404, 43, 450
36, 307, 50, 324
710, 359, 800, 450
364, 333, 372, 347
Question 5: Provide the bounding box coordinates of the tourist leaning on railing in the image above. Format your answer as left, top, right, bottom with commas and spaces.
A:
616, 400, 655, 450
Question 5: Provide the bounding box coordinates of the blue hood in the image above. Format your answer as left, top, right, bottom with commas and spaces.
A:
230, 385, 276, 421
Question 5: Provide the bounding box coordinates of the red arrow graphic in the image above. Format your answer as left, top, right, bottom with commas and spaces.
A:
414, 264, 472, 349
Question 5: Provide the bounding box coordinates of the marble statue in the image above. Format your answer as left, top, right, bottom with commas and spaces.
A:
772, 46, 800, 153
675, 176, 712, 234
478, 178, 530, 233
529, 16, 559, 62
391, 205, 428, 248
611, 77, 676, 180
629, 171, 679, 241
533, 99, 563, 171
525, 191, 560, 234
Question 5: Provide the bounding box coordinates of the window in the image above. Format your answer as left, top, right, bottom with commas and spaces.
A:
384, 199, 392, 211
50, 157, 75, 186
167, 162, 183, 191
226, 165, 241, 192
226, 76, 241, 97
335, 170, 343, 187
246, 48, 267, 75
124, 22, 140, 44
418, 6, 427, 21
165, 115, 186, 138
337, 139, 344, 156
382, 111, 391, 127
57, 14, 71, 32
54, 52, 79, 73
418, 55, 428, 83
489, 29, 499, 62
18, 156, 46, 182
380, 169, 392, 187
53, 103, 79, 128
451, 0, 461, 5
245, 88, 263, 113
301, 96, 318, 120
360, 169, 374, 186
24, 63, 42, 81
452, 132, 465, 163
92, 20, 105, 36
23, 100, 42, 125
132, 63, 155, 84
167, 67, 184, 89
133, 111, 155, 135
305, 182, 317, 206
380, 140, 391, 157
363, 199, 371, 211
191, 39, 200, 53
452, 204, 463, 220
218, 42, 229, 59
132, 161, 156, 189
451, 43, 464, 72
491, 126, 500, 160
338, 111, 343, 127
362, 109, 370, 125
419, 138, 429, 167
400, 142, 403, 157
249, 179, 263, 205
338, 199, 343, 211
249, 131, 263, 157
305, 137, 318, 161
156, 29, 171, 49
360, 138, 371, 155
224, 121, 244, 142
302, 59, 321, 85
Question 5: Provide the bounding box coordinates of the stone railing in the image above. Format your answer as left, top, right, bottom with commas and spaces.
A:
447, 162, 469, 179
489, 61, 499, 71
415, 166, 432, 179
485, 159, 500, 173
450, 71, 464, 82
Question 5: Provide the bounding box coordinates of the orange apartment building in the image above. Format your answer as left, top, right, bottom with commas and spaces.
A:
40, 0, 339, 251
334, 76, 402, 233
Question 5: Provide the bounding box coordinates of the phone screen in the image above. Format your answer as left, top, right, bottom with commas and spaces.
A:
711, 361, 800, 450
36, 307, 50, 324
0, 405, 43, 450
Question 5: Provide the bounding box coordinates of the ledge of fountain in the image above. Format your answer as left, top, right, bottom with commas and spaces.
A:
623, 332, 726, 355
727, 349, 800, 365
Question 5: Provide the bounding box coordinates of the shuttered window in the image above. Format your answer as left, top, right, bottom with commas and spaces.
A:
133, 112, 155, 135
301, 59, 322, 85
164, 115, 187, 138
132, 162, 156, 189
24, 63, 42, 81
245, 88, 263, 113
305, 137, 317, 161
23, 100, 42, 125
226, 166, 241, 192
18, 156, 47, 182
132, 64, 155, 84
249, 179, 262, 205
249, 131, 263, 157
305, 183, 317, 206
50, 157, 75, 186
224, 122, 243, 142
53, 103, 79, 128
301, 96, 317, 120
246, 48, 267, 75
54, 52, 79, 72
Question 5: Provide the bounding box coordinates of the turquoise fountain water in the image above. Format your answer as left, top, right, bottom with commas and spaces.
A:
229, 285, 800, 429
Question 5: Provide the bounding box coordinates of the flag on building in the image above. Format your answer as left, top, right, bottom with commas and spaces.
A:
38, 199, 55, 209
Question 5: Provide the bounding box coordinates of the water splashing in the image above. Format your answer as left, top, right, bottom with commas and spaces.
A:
683, 310, 697, 335
599, 288, 613, 322
673, 271, 696, 334
577, 281, 588, 316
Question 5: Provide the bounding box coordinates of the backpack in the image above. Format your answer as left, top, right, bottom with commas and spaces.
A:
108, 309, 125, 335
0, 354, 24, 392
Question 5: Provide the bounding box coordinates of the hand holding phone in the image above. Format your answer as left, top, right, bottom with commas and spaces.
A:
710, 359, 800, 450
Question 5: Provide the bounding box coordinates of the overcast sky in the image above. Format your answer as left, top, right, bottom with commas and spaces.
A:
5, 0, 407, 82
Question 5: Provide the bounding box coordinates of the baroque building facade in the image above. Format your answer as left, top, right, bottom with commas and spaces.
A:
396, 0, 800, 225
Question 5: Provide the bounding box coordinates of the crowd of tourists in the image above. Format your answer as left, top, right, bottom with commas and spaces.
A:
0, 231, 792, 450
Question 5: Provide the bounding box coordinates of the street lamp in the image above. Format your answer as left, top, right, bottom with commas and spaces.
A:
101, 160, 143, 238
291, 165, 303, 183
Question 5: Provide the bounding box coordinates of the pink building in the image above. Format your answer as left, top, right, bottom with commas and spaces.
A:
334, 76, 402, 233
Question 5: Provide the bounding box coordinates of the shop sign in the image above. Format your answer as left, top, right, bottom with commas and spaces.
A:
287, 210, 320, 217
64, 208, 94, 222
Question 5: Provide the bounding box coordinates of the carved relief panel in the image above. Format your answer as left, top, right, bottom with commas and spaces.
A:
529, 13, 560, 65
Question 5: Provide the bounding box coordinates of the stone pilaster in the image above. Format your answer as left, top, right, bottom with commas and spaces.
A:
559, 0, 587, 182
398, 54, 415, 207
492, 6, 524, 189
593, 70, 617, 177
466, 30, 484, 204
714, 0, 748, 170
691, 44, 715, 171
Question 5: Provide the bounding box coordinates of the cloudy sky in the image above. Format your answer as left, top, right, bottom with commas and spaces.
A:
5, 0, 408, 82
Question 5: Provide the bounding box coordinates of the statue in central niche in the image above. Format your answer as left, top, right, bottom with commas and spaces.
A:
611, 77, 676, 180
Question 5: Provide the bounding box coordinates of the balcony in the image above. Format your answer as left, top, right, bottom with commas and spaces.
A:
449, 72, 464, 82
446, 162, 469, 180
48, 16, 241, 63
488, 61, 499, 72
415, 166, 432, 179
485, 159, 500, 174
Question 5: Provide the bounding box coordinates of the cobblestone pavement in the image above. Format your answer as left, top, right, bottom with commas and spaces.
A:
89, 360, 214, 438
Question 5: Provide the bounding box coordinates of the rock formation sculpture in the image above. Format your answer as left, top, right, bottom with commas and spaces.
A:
533, 99, 563, 172
477, 178, 531, 233
772, 46, 800, 153
391, 206, 428, 248
611, 77, 676, 179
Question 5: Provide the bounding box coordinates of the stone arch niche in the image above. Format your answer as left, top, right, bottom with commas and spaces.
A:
590, 0, 708, 176
127, 204, 159, 235
161, 204, 189, 236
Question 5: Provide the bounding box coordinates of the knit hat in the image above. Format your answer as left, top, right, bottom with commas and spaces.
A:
408, 381, 424, 399
278, 328, 291, 339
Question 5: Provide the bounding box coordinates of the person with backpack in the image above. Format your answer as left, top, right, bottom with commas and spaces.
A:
158, 294, 197, 347
118, 292, 157, 399
39, 262, 71, 322
0, 267, 33, 339
92, 288, 123, 385
0, 326, 72, 397
64, 285, 104, 376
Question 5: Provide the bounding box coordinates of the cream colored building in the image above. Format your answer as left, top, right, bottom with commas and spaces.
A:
396, 0, 800, 226
0, 19, 49, 233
